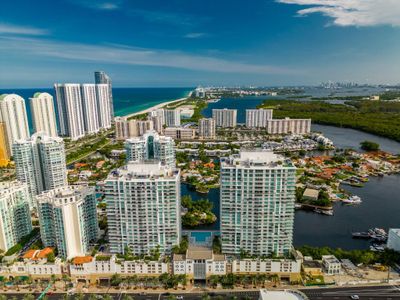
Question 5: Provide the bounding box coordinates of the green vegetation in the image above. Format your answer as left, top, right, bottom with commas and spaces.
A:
360, 140, 380, 151
159, 273, 187, 288
4, 228, 39, 256
66, 137, 110, 164
172, 236, 189, 254
257, 99, 400, 142
208, 273, 275, 289
379, 90, 400, 101
181, 195, 217, 228
119, 245, 160, 261
298, 245, 400, 266
212, 235, 222, 254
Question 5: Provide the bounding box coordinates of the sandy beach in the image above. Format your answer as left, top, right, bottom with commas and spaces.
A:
123, 97, 188, 119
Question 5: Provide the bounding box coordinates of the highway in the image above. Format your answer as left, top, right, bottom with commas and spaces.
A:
3, 285, 400, 299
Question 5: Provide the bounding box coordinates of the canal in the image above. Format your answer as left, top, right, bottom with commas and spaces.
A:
184, 96, 400, 249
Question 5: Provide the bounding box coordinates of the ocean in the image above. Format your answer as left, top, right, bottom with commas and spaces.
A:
0, 87, 193, 131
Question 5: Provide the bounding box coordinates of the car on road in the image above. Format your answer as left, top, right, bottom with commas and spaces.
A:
176, 296, 184, 300
350, 295, 359, 300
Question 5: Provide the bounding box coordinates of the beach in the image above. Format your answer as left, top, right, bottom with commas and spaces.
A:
123, 97, 188, 118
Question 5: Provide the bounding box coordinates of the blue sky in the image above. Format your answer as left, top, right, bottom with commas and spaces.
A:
1, 0, 400, 88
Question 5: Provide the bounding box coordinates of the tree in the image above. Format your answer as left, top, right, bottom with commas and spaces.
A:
122, 295, 134, 300
360, 140, 380, 151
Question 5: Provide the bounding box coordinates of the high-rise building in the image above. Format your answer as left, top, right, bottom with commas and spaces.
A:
125, 131, 175, 168
95, 84, 112, 129
81, 84, 100, 134
94, 71, 114, 120
13, 133, 67, 208
0, 94, 30, 154
164, 109, 181, 127
212, 108, 237, 128
105, 161, 181, 255
0, 181, 32, 252
220, 151, 296, 256
54, 84, 85, 140
198, 118, 216, 139
0, 123, 10, 167
115, 117, 153, 140
37, 185, 98, 259
245, 109, 273, 128
266, 118, 311, 135
29, 92, 58, 137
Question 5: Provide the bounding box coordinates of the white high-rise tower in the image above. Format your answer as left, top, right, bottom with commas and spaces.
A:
0, 94, 30, 154
13, 133, 67, 208
105, 161, 181, 255
220, 150, 296, 256
29, 92, 58, 137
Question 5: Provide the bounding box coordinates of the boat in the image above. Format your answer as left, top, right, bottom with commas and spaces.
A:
352, 232, 371, 239
342, 195, 362, 204
295, 203, 303, 210
370, 245, 385, 252
313, 208, 334, 216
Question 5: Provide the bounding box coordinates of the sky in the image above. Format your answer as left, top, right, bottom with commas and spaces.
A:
1, 0, 400, 88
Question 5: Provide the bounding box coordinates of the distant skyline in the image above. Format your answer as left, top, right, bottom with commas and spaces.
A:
1, 0, 400, 88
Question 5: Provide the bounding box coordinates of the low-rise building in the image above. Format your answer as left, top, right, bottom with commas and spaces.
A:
322, 255, 341, 275
69, 255, 169, 284
173, 246, 226, 282
231, 258, 302, 282
302, 260, 323, 276
302, 188, 319, 202
387, 228, 400, 251
164, 127, 195, 140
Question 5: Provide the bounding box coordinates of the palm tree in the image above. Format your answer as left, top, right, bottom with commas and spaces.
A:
0, 295, 7, 300
122, 295, 134, 300
103, 295, 113, 300
23, 295, 35, 300
88, 294, 98, 300
201, 294, 211, 300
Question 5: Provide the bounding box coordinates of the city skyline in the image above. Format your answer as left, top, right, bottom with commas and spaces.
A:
1, 0, 400, 88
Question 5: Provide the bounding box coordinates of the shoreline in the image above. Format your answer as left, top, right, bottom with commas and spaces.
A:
122, 96, 189, 119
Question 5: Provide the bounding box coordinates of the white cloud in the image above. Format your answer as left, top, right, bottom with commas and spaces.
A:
69, 0, 121, 10
277, 0, 400, 27
0, 23, 49, 36
184, 33, 208, 39
0, 36, 298, 75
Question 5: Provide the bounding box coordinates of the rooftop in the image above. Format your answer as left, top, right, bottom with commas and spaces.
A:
222, 150, 294, 169
72, 256, 93, 265
107, 161, 179, 181
186, 246, 213, 260
259, 289, 308, 300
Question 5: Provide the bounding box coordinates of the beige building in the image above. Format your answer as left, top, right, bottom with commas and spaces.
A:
115, 116, 154, 140
266, 118, 311, 135
164, 127, 195, 140
198, 118, 216, 139
0, 122, 10, 167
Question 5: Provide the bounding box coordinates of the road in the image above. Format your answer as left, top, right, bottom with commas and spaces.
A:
3, 285, 400, 299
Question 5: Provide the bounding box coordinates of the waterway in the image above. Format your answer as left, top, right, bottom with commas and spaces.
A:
189, 94, 400, 250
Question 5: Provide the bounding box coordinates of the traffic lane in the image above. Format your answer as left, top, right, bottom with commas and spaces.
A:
303, 285, 400, 299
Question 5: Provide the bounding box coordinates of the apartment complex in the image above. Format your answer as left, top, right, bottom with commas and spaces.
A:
0, 123, 10, 167
29, 92, 58, 137
212, 108, 237, 128
36, 185, 98, 259
164, 109, 181, 127
114, 117, 154, 140
198, 118, 216, 139
245, 109, 273, 128
266, 118, 311, 135
124, 131, 175, 167
0, 181, 32, 252
54, 84, 85, 140
54, 83, 112, 140
105, 161, 181, 255
94, 71, 114, 119
164, 127, 195, 140
220, 151, 296, 256
0, 94, 30, 154
13, 133, 67, 208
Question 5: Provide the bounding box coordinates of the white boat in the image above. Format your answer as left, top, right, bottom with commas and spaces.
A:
342, 195, 362, 204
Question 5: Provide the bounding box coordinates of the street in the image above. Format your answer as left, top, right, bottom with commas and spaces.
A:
3, 285, 400, 300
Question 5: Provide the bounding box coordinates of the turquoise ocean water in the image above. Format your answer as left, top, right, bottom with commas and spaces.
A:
0, 87, 193, 131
